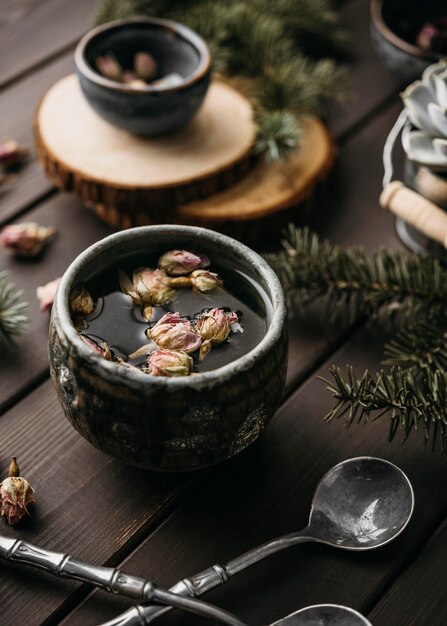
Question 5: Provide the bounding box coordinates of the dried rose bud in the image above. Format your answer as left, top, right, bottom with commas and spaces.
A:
134, 51, 157, 81
0, 222, 56, 258
148, 349, 193, 377
70, 285, 95, 316
197, 308, 239, 360
116, 357, 148, 373
119, 268, 175, 321
148, 312, 202, 353
36, 277, 61, 312
95, 54, 123, 81
0, 457, 35, 526
0, 140, 28, 169
417, 18, 447, 53
190, 270, 223, 293
158, 250, 209, 276
81, 335, 112, 360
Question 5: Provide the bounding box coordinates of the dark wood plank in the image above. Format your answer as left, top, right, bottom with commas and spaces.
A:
368, 519, 447, 626
61, 326, 447, 626
0, 378, 196, 625
0, 195, 113, 412
0, 0, 99, 89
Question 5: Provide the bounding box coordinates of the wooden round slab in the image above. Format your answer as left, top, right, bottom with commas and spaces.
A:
35, 74, 335, 242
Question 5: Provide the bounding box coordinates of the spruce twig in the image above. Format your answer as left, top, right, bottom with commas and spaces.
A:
0, 271, 28, 344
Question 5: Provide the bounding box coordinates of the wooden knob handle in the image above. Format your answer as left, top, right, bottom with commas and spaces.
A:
380, 180, 447, 249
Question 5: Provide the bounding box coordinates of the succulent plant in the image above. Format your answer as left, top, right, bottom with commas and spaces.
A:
401, 61, 447, 171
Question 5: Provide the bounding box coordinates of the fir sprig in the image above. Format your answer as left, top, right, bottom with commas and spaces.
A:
0, 271, 28, 344
94, 0, 349, 161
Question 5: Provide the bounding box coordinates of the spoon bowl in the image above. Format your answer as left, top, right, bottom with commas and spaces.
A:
308, 456, 414, 550
273, 604, 372, 626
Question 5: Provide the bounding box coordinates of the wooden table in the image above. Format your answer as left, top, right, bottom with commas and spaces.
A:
1, 2, 445, 625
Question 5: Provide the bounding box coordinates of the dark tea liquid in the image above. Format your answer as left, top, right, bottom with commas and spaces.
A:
78, 258, 270, 373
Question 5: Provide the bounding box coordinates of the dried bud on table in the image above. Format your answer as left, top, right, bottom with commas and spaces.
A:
158, 250, 209, 276
148, 312, 202, 353
148, 349, 193, 377
36, 277, 61, 312
119, 268, 175, 321
0, 222, 56, 258
0, 457, 35, 526
197, 308, 239, 360
0, 140, 28, 169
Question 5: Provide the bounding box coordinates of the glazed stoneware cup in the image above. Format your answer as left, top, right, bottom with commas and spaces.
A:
75, 17, 211, 136
49, 226, 288, 471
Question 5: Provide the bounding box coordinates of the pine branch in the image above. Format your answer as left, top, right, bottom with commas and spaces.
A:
266, 226, 447, 320
0, 272, 28, 344
254, 111, 302, 162
322, 366, 447, 452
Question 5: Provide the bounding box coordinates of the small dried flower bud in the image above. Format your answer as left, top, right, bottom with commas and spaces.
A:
81, 335, 112, 360
417, 18, 447, 53
148, 312, 202, 353
1, 476, 35, 526
0, 140, 28, 169
197, 308, 239, 360
36, 277, 61, 312
152, 73, 183, 88
134, 51, 157, 81
158, 250, 209, 276
0, 222, 56, 257
95, 54, 123, 81
8, 457, 19, 478
70, 285, 95, 317
119, 268, 175, 321
190, 270, 223, 293
148, 349, 193, 377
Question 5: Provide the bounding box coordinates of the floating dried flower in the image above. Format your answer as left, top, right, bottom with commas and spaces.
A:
190, 270, 223, 293
158, 250, 209, 276
134, 51, 157, 81
95, 54, 123, 81
81, 335, 112, 360
148, 349, 193, 377
0, 140, 28, 169
119, 268, 175, 321
152, 73, 183, 88
70, 285, 95, 317
147, 312, 202, 353
0, 457, 35, 526
197, 308, 239, 360
0, 222, 56, 258
116, 357, 148, 373
36, 277, 61, 312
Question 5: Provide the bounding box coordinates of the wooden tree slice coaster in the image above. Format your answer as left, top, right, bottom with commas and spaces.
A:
35, 74, 256, 220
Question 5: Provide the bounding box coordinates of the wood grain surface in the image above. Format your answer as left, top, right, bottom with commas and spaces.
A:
1, 2, 442, 626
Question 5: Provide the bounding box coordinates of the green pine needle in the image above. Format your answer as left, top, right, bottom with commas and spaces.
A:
255, 111, 302, 162
0, 272, 28, 344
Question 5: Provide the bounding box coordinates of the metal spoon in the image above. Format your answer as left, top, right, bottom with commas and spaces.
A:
99, 456, 414, 625
0, 457, 413, 606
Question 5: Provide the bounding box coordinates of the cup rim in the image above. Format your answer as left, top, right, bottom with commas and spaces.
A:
74, 16, 212, 95
54, 225, 287, 390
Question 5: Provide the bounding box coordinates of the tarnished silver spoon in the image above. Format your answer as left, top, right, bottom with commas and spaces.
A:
100, 456, 414, 626
0, 458, 413, 613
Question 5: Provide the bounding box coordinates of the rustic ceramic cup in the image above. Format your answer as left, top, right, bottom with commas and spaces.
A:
49, 226, 288, 471
75, 17, 211, 136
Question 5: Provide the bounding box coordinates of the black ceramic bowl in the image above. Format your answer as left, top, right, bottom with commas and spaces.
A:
75, 18, 212, 136
49, 226, 288, 472
370, 0, 444, 83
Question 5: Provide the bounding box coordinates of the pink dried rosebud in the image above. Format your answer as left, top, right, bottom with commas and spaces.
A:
0, 140, 28, 169
81, 335, 112, 360
0, 222, 56, 258
148, 349, 193, 377
95, 54, 123, 81
70, 285, 95, 316
197, 308, 239, 360
119, 268, 175, 321
190, 269, 223, 293
36, 277, 61, 312
158, 250, 209, 276
148, 312, 201, 353
0, 457, 35, 526
134, 51, 157, 81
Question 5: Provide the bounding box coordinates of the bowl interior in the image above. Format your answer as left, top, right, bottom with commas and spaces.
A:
84, 21, 203, 83
381, 0, 445, 52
